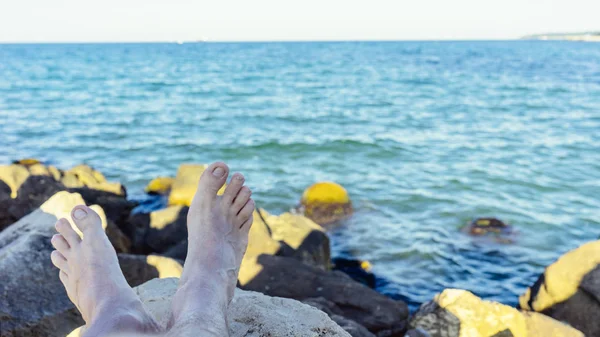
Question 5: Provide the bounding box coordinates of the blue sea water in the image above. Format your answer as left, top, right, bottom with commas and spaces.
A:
1, 41, 599, 310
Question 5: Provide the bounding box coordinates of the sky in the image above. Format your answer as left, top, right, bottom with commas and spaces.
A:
0, 0, 598, 43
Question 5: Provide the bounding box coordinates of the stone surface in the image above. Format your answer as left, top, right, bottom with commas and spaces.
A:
303, 297, 375, 337
145, 176, 174, 194
410, 289, 583, 337
0, 192, 174, 337
242, 254, 408, 335
519, 240, 600, 336
300, 181, 353, 226
68, 277, 351, 337
117, 254, 183, 287
168, 164, 225, 206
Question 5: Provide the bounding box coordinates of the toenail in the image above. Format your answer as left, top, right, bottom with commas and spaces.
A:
73, 208, 87, 220
235, 174, 244, 180
213, 167, 225, 177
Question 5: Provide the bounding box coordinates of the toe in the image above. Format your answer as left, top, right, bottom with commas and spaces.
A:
51, 234, 70, 255
59, 270, 69, 285
237, 199, 255, 225
240, 215, 254, 231
51, 250, 68, 271
222, 173, 245, 205
232, 186, 251, 215
55, 218, 81, 246
192, 162, 229, 204
71, 205, 103, 234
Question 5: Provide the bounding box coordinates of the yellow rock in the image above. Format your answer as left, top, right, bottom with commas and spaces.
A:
145, 177, 175, 194
436, 289, 527, 337
146, 255, 183, 278
238, 209, 282, 286
0, 164, 31, 198
519, 240, 600, 312
61, 171, 85, 188
28, 163, 50, 176
522, 311, 583, 337
262, 210, 325, 249
300, 182, 353, 225
14, 158, 41, 166
150, 205, 184, 230
301, 182, 350, 205
48, 166, 62, 180
168, 164, 225, 206
411, 289, 583, 337
68, 164, 103, 186
61, 165, 124, 195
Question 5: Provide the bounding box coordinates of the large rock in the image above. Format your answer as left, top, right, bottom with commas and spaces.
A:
0, 192, 179, 337
300, 181, 353, 226
168, 164, 225, 206
519, 240, 600, 336
303, 297, 376, 337
410, 289, 583, 337
242, 254, 409, 336
68, 277, 351, 337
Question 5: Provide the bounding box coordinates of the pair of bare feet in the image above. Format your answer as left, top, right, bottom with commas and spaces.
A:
50, 162, 254, 337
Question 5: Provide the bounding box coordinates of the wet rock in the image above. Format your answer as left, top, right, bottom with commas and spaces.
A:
68, 277, 351, 337
463, 218, 515, 243
519, 240, 600, 336
333, 257, 376, 288
300, 182, 353, 226
242, 254, 408, 335
410, 289, 582, 337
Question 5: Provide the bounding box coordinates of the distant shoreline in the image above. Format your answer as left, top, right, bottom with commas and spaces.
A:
522, 32, 600, 42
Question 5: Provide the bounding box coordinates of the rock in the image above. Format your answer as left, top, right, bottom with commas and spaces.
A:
410, 289, 583, 337
463, 218, 515, 243
68, 277, 351, 337
0, 164, 31, 198
303, 297, 376, 337
145, 176, 174, 194
168, 164, 225, 206
404, 328, 431, 337
519, 240, 600, 336
332, 257, 376, 288
258, 208, 331, 269
241, 254, 408, 335
62, 164, 124, 196
0, 192, 174, 337
117, 254, 183, 287
125, 205, 189, 254
300, 182, 353, 226
0, 192, 90, 337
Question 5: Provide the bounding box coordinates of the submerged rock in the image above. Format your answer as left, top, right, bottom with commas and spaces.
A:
519, 240, 600, 336
410, 289, 582, 337
300, 182, 353, 226
67, 277, 351, 337
241, 254, 409, 336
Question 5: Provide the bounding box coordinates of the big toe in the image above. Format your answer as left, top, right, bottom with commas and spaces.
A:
70, 205, 103, 234
193, 162, 229, 203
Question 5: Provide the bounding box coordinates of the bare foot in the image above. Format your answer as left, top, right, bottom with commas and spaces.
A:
51, 205, 161, 337
169, 162, 254, 336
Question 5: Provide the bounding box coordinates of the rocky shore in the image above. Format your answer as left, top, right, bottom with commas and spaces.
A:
1, 160, 597, 337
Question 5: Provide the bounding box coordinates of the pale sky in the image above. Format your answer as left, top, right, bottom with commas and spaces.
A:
0, 0, 598, 42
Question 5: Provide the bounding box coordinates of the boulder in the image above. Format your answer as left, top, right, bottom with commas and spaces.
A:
62, 164, 125, 196
410, 289, 583, 337
303, 297, 376, 337
519, 240, 600, 336
117, 254, 183, 287
125, 205, 189, 254
0, 192, 176, 337
0, 164, 31, 198
68, 277, 351, 337
145, 176, 175, 194
242, 254, 409, 336
300, 181, 353, 226
168, 164, 225, 206
258, 208, 330, 269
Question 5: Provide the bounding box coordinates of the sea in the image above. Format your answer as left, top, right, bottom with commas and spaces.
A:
1, 41, 599, 310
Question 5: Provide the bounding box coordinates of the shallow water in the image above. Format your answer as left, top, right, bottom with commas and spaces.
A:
1, 41, 599, 310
